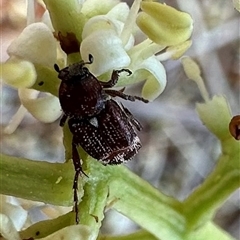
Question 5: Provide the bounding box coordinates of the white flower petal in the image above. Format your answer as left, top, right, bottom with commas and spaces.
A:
0, 201, 28, 231
18, 88, 39, 100
7, 22, 57, 67
1, 60, 36, 88
123, 33, 135, 51
133, 56, 167, 101
157, 40, 192, 61
82, 16, 134, 51
4, 105, 28, 134
18, 89, 62, 123
81, 0, 119, 16
80, 30, 131, 75
82, 16, 117, 39
41, 10, 55, 32
106, 2, 130, 22
0, 214, 21, 240
120, 0, 142, 46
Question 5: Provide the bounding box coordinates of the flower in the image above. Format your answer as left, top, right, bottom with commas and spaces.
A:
1, 21, 62, 133
0, 195, 28, 240
1, 0, 193, 132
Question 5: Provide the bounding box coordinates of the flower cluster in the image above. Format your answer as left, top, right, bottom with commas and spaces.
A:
1, 0, 193, 133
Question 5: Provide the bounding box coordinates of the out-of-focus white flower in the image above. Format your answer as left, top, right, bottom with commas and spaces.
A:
1, 21, 62, 133
0, 214, 21, 240
0, 195, 28, 235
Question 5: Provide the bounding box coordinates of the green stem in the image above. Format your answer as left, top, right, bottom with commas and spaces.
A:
183, 96, 240, 230
107, 167, 184, 240
1, 153, 237, 240
82, 158, 184, 240
79, 180, 109, 239
186, 221, 235, 240
0, 153, 79, 206
98, 230, 158, 240
97, 223, 235, 240
183, 153, 240, 230
43, 0, 86, 43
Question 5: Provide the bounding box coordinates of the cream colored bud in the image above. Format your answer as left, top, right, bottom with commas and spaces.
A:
137, 2, 193, 46
1, 60, 36, 88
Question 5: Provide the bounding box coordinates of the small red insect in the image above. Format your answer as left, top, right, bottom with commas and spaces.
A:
229, 115, 240, 140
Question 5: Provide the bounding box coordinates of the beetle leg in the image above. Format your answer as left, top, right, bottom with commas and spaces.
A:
60, 113, 68, 127
71, 140, 88, 224
101, 69, 132, 88
105, 89, 149, 103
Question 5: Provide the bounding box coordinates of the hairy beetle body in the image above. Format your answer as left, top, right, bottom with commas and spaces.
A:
55, 54, 148, 223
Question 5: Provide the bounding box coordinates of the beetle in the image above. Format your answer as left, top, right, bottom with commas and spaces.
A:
54, 54, 148, 223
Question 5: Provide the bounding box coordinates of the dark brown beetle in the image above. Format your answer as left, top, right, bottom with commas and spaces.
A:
54, 54, 148, 223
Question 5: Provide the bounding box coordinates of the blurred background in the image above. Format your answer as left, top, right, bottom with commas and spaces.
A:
1, 0, 239, 238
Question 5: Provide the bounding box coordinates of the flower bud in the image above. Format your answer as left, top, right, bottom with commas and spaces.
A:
1, 60, 36, 88
137, 2, 193, 46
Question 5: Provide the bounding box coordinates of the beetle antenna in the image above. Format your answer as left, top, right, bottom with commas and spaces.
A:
83, 54, 94, 66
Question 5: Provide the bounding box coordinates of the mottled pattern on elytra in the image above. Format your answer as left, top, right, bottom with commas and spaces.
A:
68, 100, 141, 164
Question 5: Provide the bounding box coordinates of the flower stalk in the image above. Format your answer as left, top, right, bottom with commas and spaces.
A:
181, 57, 240, 233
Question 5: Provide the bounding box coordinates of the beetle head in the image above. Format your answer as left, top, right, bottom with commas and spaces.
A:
54, 54, 94, 82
